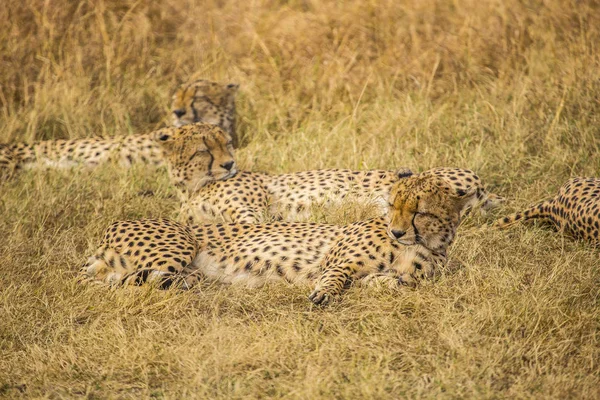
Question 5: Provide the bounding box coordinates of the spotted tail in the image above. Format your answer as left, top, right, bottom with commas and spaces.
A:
494, 200, 553, 228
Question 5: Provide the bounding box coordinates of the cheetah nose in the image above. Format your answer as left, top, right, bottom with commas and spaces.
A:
391, 229, 406, 239
173, 109, 186, 118
221, 161, 235, 171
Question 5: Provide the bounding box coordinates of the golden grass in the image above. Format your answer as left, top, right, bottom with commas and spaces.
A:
1, 0, 600, 397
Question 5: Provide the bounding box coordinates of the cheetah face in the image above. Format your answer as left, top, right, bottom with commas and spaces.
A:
154, 123, 236, 192
387, 174, 476, 252
171, 80, 238, 128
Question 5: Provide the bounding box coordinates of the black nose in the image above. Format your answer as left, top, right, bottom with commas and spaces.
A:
221, 161, 235, 171
173, 109, 186, 118
391, 229, 405, 239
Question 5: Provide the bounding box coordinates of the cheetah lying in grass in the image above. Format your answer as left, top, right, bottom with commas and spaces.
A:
80, 172, 483, 305
0, 123, 236, 188
0, 79, 237, 179
156, 125, 504, 224
495, 177, 600, 245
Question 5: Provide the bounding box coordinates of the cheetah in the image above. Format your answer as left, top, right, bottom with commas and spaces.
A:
177, 168, 417, 224
159, 124, 504, 224
495, 177, 600, 245
0, 79, 238, 179
80, 172, 479, 305
0, 123, 235, 186
179, 167, 503, 225
171, 79, 239, 147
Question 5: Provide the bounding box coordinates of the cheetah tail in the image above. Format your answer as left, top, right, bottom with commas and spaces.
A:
493, 199, 552, 228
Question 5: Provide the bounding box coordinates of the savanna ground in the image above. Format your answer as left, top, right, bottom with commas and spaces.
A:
1, 0, 600, 398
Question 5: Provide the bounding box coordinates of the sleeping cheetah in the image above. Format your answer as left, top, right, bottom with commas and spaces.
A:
158, 124, 504, 224
0, 123, 235, 181
495, 177, 600, 245
0, 79, 237, 179
80, 172, 479, 304
171, 79, 239, 147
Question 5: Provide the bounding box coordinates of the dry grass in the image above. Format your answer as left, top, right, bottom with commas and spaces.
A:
1, 0, 600, 398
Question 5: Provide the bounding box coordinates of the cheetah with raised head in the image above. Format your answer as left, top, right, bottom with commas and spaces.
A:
80, 172, 479, 305
157, 125, 504, 224
495, 177, 600, 245
170, 79, 239, 147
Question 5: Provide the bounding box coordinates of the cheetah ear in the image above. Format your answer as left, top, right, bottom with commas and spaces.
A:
226, 83, 239, 92
454, 185, 477, 198
395, 167, 413, 179
152, 129, 173, 143
432, 177, 477, 200
151, 129, 178, 151
449, 185, 478, 214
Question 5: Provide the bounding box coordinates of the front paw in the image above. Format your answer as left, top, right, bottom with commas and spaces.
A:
397, 273, 417, 288
308, 288, 333, 305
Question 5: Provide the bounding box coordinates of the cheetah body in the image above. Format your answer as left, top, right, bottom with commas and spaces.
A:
164, 124, 503, 223
0, 134, 163, 178
180, 169, 407, 224
177, 167, 504, 224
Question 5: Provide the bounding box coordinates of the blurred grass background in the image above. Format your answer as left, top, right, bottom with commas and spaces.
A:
1, 0, 599, 398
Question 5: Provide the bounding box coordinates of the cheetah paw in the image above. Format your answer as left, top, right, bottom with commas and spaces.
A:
308, 288, 332, 306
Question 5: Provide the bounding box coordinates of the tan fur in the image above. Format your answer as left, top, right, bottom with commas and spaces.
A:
0, 123, 235, 184
170, 79, 239, 147
159, 128, 503, 224
177, 166, 503, 225
80, 174, 475, 305
495, 177, 600, 245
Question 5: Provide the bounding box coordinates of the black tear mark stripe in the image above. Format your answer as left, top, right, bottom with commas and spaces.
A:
202, 138, 214, 174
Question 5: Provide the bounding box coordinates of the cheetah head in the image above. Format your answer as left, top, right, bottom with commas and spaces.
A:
153, 123, 236, 193
387, 173, 477, 253
171, 79, 238, 129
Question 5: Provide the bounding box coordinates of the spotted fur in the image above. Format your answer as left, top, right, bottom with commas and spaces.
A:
178, 167, 503, 225
162, 129, 503, 224
80, 173, 477, 305
0, 79, 237, 179
495, 177, 600, 245
155, 124, 236, 192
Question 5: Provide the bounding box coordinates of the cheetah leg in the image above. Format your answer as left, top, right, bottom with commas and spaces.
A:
308, 262, 357, 305
494, 200, 552, 228
359, 257, 437, 290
